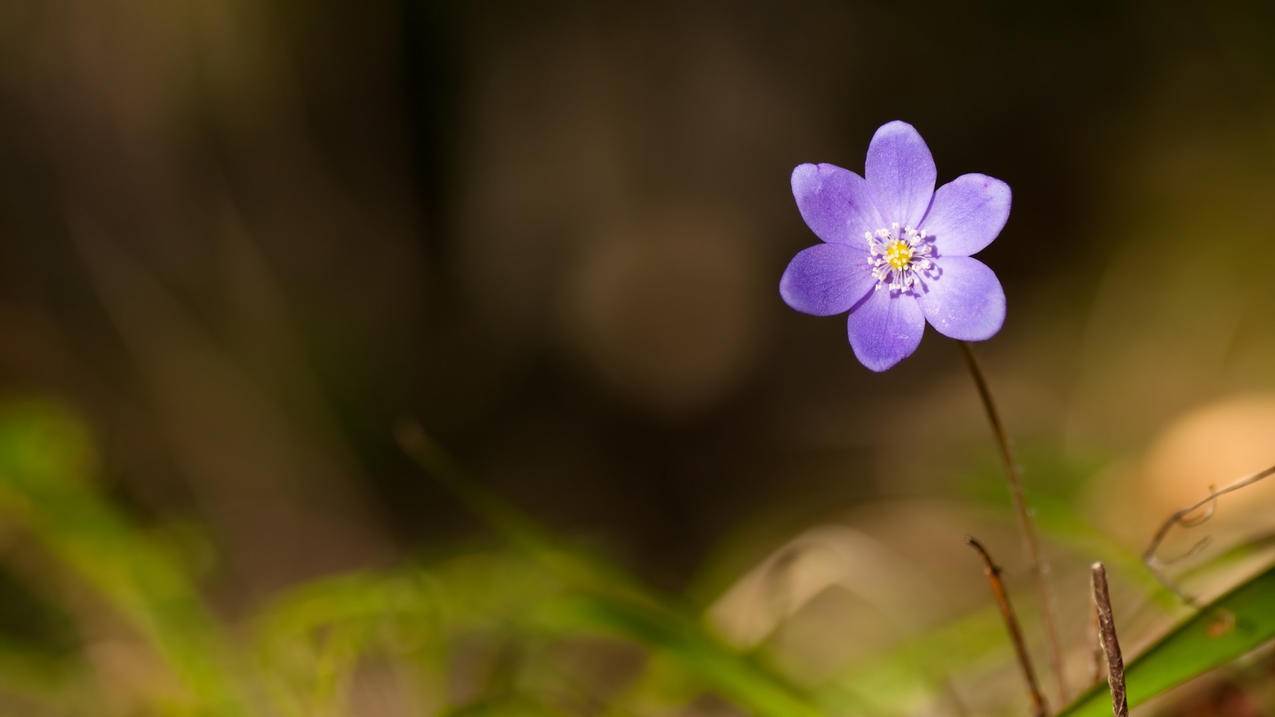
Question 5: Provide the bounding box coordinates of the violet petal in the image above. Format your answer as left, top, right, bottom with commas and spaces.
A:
791, 163, 886, 245
917, 256, 1006, 341
922, 174, 1011, 257
865, 121, 936, 229
846, 290, 926, 372
779, 243, 876, 316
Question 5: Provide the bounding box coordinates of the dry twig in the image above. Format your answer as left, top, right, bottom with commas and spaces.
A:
1090, 563, 1128, 717
1088, 601, 1104, 686
967, 536, 1049, 717
1142, 463, 1275, 606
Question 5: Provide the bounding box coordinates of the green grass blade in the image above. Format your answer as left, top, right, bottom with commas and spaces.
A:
1059, 563, 1275, 716
535, 593, 827, 717
0, 400, 247, 715
397, 423, 830, 716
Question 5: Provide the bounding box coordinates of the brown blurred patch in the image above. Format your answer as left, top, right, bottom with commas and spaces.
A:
562, 207, 768, 417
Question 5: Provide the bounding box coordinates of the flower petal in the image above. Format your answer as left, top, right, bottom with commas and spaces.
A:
865, 121, 937, 229
791, 163, 885, 244
921, 174, 1011, 257
917, 256, 1005, 341
846, 290, 925, 372
779, 244, 875, 316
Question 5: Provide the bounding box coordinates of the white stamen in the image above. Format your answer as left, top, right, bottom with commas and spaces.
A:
864, 223, 937, 295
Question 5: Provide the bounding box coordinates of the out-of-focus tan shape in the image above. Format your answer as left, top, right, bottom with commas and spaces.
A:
1111, 393, 1275, 563
84, 638, 178, 714
706, 524, 931, 651
707, 502, 1044, 713
1141, 394, 1275, 520
345, 658, 423, 717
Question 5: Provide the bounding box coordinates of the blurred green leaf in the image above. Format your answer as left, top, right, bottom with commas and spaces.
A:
397, 423, 832, 717
0, 399, 248, 715
1059, 563, 1275, 717
534, 593, 828, 717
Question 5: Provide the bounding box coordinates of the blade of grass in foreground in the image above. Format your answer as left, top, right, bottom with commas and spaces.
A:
0, 400, 247, 715
1058, 562, 1275, 717
532, 592, 830, 717
396, 422, 832, 717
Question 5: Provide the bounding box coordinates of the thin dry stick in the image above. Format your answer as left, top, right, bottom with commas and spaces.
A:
1088, 601, 1104, 686
967, 537, 1049, 717
960, 342, 1068, 704
1142, 463, 1275, 606
1090, 563, 1129, 717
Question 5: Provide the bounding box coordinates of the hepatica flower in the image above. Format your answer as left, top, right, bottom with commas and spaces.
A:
780, 121, 1010, 371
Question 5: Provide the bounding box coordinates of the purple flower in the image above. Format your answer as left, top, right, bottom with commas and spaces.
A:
780, 121, 1010, 371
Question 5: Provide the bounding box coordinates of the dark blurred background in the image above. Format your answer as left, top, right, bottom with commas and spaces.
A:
2, 0, 1275, 653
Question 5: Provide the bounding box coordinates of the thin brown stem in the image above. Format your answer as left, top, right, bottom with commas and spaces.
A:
1142, 463, 1275, 606
1088, 598, 1104, 686
959, 342, 1068, 704
967, 537, 1049, 717
1090, 563, 1129, 717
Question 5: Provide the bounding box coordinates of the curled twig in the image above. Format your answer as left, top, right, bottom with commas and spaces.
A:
1157, 535, 1213, 567
967, 536, 1049, 717
1143, 464, 1275, 606
1176, 491, 1219, 528
1091, 563, 1128, 717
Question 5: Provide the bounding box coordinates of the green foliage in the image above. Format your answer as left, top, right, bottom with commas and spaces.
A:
396, 424, 830, 717
0, 404, 1273, 715
0, 399, 247, 715
1059, 563, 1275, 717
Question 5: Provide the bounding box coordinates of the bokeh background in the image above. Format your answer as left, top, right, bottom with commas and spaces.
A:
1, 2, 1275, 715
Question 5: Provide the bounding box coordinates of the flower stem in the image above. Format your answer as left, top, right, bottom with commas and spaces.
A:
958, 341, 1068, 707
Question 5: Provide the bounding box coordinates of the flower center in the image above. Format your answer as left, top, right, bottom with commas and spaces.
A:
883, 239, 913, 270
865, 223, 936, 294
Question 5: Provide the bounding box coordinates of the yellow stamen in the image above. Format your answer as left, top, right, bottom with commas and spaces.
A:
884, 239, 913, 271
